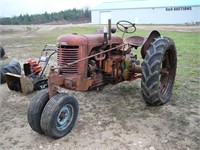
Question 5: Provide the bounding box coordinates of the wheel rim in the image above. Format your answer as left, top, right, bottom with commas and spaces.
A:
56, 104, 74, 131
159, 47, 176, 99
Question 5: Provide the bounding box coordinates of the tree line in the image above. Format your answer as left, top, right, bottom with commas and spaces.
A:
0, 8, 91, 25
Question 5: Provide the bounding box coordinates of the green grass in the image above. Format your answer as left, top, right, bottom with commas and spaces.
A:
166, 32, 200, 102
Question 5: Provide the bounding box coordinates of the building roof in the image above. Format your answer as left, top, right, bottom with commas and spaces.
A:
93, 0, 200, 10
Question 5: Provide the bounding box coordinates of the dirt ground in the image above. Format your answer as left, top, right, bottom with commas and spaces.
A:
0, 24, 199, 150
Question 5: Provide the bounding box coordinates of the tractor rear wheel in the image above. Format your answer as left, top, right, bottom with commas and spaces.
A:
40, 93, 79, 138
141, 37, 177, 105
27, 90, 49, 134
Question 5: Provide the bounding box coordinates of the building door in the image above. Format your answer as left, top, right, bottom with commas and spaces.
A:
100, 11, 111, 24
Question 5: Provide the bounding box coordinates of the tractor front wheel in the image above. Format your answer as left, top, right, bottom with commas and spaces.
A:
141, 37, 177, 105
27, 90, 49, 134
40, 93, 79, 138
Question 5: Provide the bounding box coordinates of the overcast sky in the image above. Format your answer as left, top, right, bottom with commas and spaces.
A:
0, 0, 117, 17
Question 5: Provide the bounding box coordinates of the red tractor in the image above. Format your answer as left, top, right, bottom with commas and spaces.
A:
28, 20, 177, 138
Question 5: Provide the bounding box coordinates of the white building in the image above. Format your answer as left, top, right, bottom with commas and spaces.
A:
91, 0, 200, 24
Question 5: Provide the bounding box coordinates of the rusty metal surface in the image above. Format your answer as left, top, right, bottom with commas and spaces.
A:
48, 67, 63, 98
103, 58, 113, 73
141, 30, 161, 59
124, 36, 145, 47
48, 66, 93, 98
57, 34, 123, 53
56, 44, 126, 68
57, 45, 79, 74
57, 34, 88, 46
51, 39, 143, 94
49, 25, 163, 97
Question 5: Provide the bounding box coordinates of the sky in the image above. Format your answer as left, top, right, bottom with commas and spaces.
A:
1, 0, 198, 18
0, 0, 114, 17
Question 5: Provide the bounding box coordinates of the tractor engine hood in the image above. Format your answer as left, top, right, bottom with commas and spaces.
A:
57, 33, 123, 47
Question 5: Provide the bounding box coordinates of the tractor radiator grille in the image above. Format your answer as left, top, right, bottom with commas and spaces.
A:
58, 45, 79, 74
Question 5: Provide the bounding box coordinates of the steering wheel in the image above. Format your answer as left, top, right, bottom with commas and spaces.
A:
116, 20, 136, 34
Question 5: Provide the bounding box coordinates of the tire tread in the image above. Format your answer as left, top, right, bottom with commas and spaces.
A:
141, 37, 177, 106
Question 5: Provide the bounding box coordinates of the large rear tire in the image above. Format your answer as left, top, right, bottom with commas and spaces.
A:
0, 60, 21, 84
40, 93, 79, 139
141, 37, 177, 105
27, 90, 49, 134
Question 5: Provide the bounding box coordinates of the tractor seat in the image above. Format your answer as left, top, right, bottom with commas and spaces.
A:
124, 36, 145, 48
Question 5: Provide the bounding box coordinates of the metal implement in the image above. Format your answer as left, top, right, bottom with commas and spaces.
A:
5, 45, 57, 94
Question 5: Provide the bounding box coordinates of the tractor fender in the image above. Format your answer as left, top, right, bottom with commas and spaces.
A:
141, 30, 161, 59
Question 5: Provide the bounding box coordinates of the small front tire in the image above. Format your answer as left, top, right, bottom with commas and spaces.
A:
27, 90, 49, 134
40, 93, 79, 139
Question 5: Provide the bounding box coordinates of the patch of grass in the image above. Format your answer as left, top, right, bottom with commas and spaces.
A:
171, 115, 190, 126
120, 123, 139, 133
137, 112, 150, 119
177, 116, 190, 126
189, 111, 199, 116
100, 120, 114, 129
